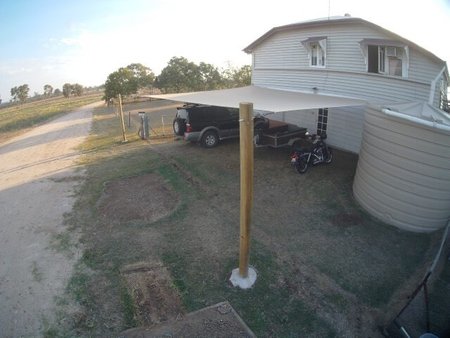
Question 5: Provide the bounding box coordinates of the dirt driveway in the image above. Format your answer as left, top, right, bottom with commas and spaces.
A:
0, 102, 100, 337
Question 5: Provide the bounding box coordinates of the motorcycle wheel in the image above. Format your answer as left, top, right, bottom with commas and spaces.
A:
324, 148, 333, 164
295, 157, 308, 174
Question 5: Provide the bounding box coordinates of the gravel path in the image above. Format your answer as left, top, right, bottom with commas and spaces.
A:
0, 102, 100, 337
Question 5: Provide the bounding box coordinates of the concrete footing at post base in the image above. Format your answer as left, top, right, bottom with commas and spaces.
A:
229, 267, 257, 289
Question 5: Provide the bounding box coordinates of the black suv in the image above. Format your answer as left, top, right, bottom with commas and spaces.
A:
173, 104, 268, 147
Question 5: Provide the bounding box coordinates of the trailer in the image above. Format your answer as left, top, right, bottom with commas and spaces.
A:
255, 119, 307, 148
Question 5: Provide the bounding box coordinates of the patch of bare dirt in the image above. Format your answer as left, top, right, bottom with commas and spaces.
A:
120, 261, 184, 326
98, 174, 179, 224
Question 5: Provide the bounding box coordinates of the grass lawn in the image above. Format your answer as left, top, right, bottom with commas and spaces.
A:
44, 100, 437, 337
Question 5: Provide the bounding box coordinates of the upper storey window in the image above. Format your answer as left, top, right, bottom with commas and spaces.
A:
368, 45, 403, 76
302, 37, 327, 68
360, 39, 409, 78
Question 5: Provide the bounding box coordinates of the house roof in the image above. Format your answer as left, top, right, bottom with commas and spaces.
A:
243, 16, 446, 66
146, 85, 366, 113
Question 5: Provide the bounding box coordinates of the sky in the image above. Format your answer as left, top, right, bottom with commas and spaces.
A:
1, 0, 449, 101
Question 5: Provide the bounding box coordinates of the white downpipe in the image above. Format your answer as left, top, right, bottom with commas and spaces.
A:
382, 108, 450, 132
428, 66, 447, 105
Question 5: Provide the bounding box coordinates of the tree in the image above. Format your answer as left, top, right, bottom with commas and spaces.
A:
222, 65, 252, 88
72, 83, 83, 96
127, 63, 155, 88
62, 83, 84, 97
103, 63, 155, 101
104, 68, 135, 101
44, 84, 53, 96
53, 88, 61, 96
232, 65, 252, 86
199, 62, 223, 90
156, 57, 203, 93
62, 83, 72, 98
10, 84, 30, 103
156, 57, 251, 93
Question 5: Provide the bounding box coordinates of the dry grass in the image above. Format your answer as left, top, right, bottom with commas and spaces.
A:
0, 92, 102, 143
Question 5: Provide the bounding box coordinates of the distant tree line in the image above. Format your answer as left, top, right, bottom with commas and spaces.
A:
6, 82, 103, 105
103, 57, 252, 102
7, 56, 251, 104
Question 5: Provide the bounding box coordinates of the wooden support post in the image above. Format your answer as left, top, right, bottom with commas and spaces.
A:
118, 94, 127, 142
239, 102, 254, 278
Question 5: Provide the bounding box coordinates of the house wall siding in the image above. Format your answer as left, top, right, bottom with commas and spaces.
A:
251, 20, 442, 105
252, 69, 430, 104
326, 107, 365, 153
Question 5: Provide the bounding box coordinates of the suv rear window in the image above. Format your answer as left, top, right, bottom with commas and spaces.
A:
176, 109, 188, 119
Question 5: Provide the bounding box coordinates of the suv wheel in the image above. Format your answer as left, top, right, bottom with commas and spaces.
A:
201, 130, 219, 148
173, 120, 184, 136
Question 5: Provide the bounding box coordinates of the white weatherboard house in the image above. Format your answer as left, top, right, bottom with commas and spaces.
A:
244, 16, 450, 232
244, 15, 449, 153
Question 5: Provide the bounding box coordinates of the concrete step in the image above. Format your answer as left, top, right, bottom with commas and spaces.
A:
119, 301, 256, 338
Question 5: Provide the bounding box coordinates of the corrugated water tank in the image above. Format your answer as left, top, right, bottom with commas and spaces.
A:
353, 103, 450, 232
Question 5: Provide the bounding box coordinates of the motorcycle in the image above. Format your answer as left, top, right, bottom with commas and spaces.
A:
290, 132, 332, 174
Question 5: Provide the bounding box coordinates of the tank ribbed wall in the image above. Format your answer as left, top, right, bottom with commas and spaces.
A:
353, 106, 450, 232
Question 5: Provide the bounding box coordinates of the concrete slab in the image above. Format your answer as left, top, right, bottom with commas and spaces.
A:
119, 301, 256, 338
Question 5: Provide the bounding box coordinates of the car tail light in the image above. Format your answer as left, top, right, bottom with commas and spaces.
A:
186, 123, 192, 132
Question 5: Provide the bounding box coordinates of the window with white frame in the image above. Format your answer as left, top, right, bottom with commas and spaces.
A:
310, 42, 325, 67
302, 37, 327, 68
317, 108, 328, 135
367, 45, 405, 77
